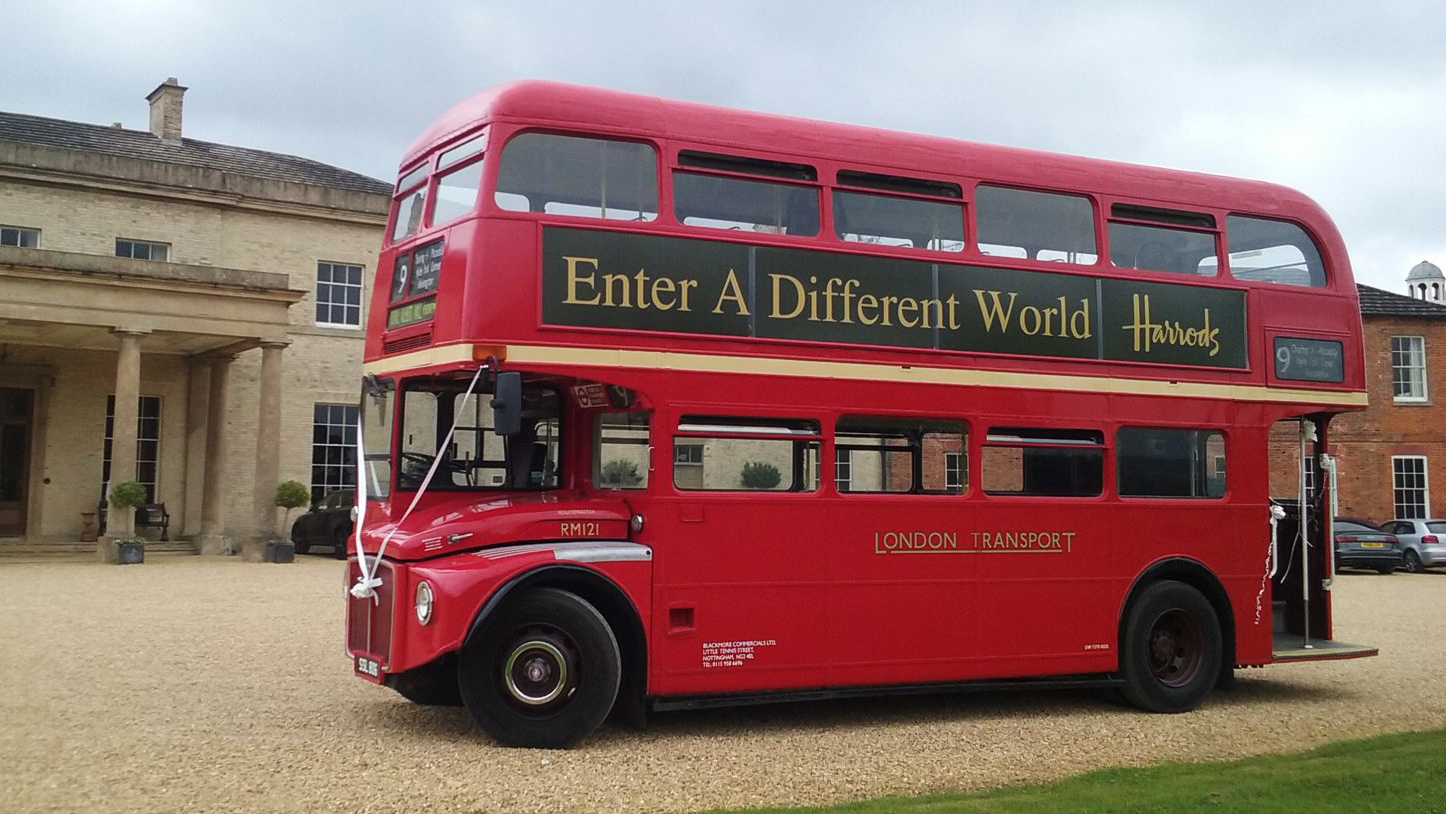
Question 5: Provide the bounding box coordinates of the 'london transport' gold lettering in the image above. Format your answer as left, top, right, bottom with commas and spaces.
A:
873, 529, 1077, 554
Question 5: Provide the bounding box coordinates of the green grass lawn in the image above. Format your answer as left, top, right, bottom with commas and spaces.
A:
704, 728, 1444, 814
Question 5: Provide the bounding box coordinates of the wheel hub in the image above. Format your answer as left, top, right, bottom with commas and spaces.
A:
1148, 609, 1203, 688
503, 639, 569, 706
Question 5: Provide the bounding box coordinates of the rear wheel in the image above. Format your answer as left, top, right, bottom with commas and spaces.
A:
1403, 549, 1424, 573
292, 526, 310, 556
459, 588, 620, 749
1119, 580, 1221, 713
1375, 563, 1396, 575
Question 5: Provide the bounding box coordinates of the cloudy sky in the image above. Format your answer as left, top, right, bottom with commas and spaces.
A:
4, 0, 1442, 292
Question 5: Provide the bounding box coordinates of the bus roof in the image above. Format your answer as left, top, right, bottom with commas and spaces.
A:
401, 80, 1336, 232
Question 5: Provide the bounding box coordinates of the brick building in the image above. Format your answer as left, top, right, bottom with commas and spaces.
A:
1270, 268, 1446, 524
0, 78, 389, 558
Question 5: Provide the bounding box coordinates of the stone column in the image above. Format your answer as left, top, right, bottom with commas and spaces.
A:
242, 342, 288, 561
195, 354, 234, 555
181, 359, 211, 537
100, 329, 146, 561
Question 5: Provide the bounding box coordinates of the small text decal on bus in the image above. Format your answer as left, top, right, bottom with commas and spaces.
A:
543, 227, 1247, 368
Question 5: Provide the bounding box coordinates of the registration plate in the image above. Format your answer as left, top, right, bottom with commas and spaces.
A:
355, 655, 382, 680
1360, 542, 1385, 549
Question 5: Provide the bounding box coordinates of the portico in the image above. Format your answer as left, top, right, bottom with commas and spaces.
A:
0, 245, 305, 559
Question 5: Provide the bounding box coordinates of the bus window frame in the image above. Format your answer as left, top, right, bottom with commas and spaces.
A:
970, 181, 1104, 270
1221, 212, 1333, 290
491, 128, 663, 224
389, 161, 431, 246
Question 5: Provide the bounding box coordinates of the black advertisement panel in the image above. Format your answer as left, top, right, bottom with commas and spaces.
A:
541, 226, 1249, 369
1273, 336, 1344, 383
1099, 278, 1247, 369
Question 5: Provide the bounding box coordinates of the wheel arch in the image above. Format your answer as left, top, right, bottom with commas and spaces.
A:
464, 564, 648, 711
1118, 557, 1236, 673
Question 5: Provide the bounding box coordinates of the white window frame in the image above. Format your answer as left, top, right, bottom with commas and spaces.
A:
944, 451, 963, 491
834, 450, 852, 492
316, 261, 364, 328
103, 394, 162, 502
1392, 455, 1429, 520
1, 225, 40, 248
1391, 335, 1427, 403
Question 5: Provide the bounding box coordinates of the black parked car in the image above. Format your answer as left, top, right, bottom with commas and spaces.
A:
291, 488, 354, 558
1332, 518, 1398, 574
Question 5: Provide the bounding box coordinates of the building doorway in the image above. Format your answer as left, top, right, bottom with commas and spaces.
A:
0, 388, 34, 536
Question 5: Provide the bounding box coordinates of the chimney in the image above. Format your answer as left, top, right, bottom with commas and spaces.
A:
146, 77, 187, 142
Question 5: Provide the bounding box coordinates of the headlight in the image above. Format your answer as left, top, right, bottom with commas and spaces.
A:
414, 580, 434, 626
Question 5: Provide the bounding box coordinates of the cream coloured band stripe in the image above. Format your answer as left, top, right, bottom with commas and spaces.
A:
362, 342, 1369, 407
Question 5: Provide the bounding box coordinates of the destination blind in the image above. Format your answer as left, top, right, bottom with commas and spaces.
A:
541, 226, 1247, 368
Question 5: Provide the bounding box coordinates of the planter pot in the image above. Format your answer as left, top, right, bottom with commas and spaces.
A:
116, 542, 144, 565
264, 541, 295, 564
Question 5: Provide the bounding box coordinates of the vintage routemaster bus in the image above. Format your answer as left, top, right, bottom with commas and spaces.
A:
347, 81, 1375, 748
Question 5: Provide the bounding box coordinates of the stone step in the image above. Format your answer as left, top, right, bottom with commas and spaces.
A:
0, 541, 198, 558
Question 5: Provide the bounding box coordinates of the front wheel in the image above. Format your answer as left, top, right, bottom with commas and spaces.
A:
459, 588, 621, 749
1119, 580, 1222, 713
1403, 549, 1424, 573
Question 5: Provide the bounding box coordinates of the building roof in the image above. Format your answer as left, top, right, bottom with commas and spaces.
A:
1358, 283, 1446, 318
0, 110, 391, 196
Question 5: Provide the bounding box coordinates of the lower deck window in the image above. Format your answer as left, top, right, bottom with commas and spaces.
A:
1117, 427, 1225, 498
982, 427, 1103, 497
595, 412, 650, 489
834, 417, 966, 494
674, 417, 819, 491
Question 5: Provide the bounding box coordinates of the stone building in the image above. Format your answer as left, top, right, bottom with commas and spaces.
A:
0, 78, 389, 557
1269, 264, 1446, 524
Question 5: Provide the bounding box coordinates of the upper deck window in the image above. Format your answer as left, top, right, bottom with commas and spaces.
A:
975, 185, 1097, 265
495, 133, 658, 221
833, 189, 964, 252
391, 164, 429, 243
1109, 224, 1218, 277
1225, 215, 1327, 287
430, 161, 484, 227
674, 172, 819, 236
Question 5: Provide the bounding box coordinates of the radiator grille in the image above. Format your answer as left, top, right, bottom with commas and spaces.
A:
346, 559, 395, 667
383, 331, 432, 355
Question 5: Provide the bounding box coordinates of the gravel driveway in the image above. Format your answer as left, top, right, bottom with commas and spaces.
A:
1, 556, 1442, 814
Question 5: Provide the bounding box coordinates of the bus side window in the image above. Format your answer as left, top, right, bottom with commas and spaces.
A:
595, 412, 650, 489
982, 427, 1103, 497
975, 185, 1097, 265
1225, 215, 1327, 288
834, 417, 966, 494
1117, 428, 1226, 498
495, 133, 659, 221
673, 417, 820, 491
1108, 222, 1218, 277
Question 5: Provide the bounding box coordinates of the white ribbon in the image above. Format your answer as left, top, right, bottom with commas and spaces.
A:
1254, 503, 1287, 627
350, 366, 486, 602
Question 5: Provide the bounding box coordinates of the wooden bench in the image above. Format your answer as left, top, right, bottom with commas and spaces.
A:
98, 501, 170, 540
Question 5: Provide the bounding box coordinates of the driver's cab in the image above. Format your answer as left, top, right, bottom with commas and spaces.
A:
361, 369, 651, 501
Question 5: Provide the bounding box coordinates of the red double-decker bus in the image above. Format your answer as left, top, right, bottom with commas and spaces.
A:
347, 81, 1374, 748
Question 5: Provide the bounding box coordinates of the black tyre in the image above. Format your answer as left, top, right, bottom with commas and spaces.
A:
332, 526, 348, 560
1403, 549, 1424, 573
459, 588, 620, 749
292, 526, 310, 556
1375, 564, 1396, 575
1119, 580, 1222, 713
391, 656, 463, 706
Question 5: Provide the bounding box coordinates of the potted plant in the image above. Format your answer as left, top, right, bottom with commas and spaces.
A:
108, 480, 148, 565
265, 480, 310, 563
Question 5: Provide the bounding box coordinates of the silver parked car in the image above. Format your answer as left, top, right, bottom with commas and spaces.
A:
1379, 518, 1446, 573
